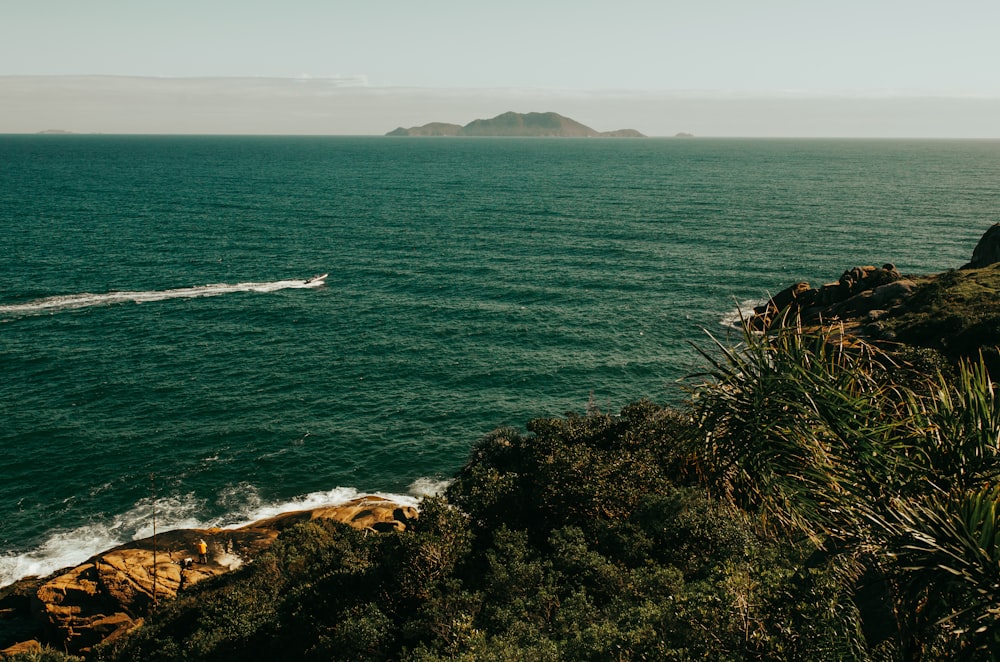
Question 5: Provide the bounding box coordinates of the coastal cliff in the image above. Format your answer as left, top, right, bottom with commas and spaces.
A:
386, 111, 645, 137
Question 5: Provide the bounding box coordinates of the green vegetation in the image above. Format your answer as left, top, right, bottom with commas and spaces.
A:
3, 647, 82, 662
91, 320, 1000, 661
884, 264, 1000, 370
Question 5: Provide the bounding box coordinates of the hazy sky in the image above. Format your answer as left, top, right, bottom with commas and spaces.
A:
3, 0, 1000, 136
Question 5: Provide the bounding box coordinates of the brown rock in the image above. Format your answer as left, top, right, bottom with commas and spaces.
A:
1, 496, 418, 655
828, 278, 916, 319
870, 279, 916, 306
749, 281, 815, 330
772, 281, 813, 310
818, 281, 846, 306
0, 639, 42, 656
307, 496, 419, 532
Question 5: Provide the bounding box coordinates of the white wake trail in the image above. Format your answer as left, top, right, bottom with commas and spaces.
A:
0, 276, 326, 317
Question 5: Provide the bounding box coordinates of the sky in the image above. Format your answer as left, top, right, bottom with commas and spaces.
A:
3, 0, 1000, 136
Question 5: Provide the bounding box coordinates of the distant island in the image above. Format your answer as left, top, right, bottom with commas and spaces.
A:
386, 111, 645, 138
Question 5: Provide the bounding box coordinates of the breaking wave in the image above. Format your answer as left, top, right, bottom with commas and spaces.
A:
719, 298, 765, 329
0, 479, 429, 589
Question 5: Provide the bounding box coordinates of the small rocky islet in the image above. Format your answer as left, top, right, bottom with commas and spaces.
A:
386, 111, 645, 138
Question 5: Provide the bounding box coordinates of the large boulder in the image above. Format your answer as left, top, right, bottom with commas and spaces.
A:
248, 495, 418, 534
749, 281, 815, 330
962, 223, 1000, 269
829, 279, 918, 318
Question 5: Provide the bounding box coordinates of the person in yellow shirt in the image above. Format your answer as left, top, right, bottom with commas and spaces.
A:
197, 539, 208, 564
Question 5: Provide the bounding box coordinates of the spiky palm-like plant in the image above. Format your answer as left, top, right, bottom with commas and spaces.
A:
877, 484, 1000, 658
689, 317, 1000, 656
905, 356, 1000, 494
687, 319, 917, 543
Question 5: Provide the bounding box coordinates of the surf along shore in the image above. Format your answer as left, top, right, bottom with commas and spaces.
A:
0, 497, 417, 656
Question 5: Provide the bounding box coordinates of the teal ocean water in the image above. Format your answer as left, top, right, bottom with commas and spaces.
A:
1, 136, 997, 585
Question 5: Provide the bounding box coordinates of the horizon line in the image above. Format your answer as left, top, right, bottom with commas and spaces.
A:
7, 132, 1000, 141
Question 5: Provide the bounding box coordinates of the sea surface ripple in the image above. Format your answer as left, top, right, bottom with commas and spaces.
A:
1, 136, 997, 585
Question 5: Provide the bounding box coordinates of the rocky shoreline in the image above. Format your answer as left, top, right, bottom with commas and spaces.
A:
0, 496, 417, 657
746, 262, 916, 334
747, 224, 1000, 354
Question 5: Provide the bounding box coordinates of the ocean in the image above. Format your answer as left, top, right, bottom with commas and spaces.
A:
1, 135, 997, 586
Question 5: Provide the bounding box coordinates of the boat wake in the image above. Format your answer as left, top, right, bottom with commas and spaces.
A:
0, 275, 327, 318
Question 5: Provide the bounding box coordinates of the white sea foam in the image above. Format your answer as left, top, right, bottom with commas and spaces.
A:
0, 277, 326, 317
407, 476, 453, 497
213, 551, 244, 571
0, 492, 204, 589
0, 482, 421, 589
719, 298, 765, 329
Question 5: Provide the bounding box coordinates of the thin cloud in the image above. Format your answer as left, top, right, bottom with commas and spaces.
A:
3, 76, 1000, 138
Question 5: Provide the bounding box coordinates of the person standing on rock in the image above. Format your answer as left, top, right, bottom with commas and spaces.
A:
197, 539, 208, 564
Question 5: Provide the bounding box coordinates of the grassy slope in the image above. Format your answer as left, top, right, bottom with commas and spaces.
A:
881, 264, 1000, 365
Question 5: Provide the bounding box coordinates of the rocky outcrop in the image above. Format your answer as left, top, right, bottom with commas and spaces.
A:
750, 263, 906, 331
961, 223, 1000, 269
740, 225, 1000, 369
249, 497, 418, 534
748, 226, 1000, 339
387, 111, 646, 138
0, 496, 418, 656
